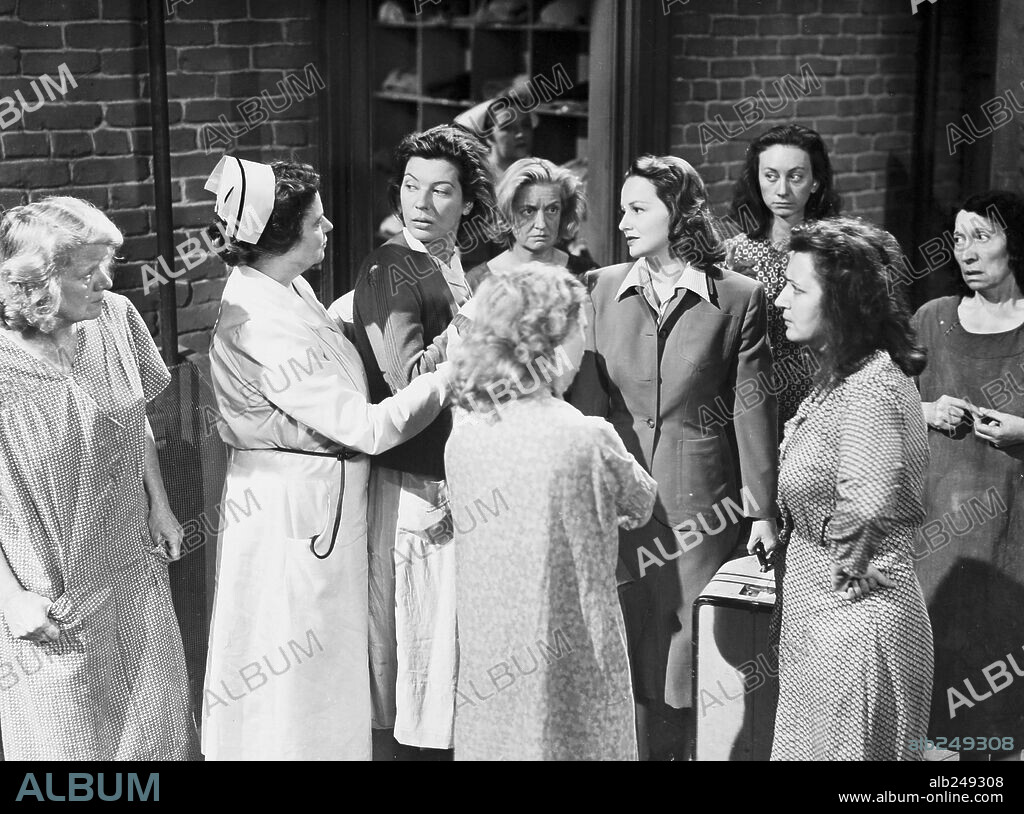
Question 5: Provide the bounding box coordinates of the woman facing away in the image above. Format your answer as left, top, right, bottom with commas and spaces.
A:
571, 154, 778, 759
726, 123, 841, 430
202, 156, 452, 760
445, 264, 656, 760
0, 197, 198, 760
911, 191, 1024, 758
766, 216, 933, 761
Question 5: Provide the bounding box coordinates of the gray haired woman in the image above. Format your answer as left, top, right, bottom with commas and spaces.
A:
466, 156, 595, 290
0, 197, 198, 760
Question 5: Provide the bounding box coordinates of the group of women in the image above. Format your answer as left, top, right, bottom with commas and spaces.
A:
0, 119, 1021, 762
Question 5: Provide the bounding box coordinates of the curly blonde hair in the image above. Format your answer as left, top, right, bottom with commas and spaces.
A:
0, 197, 122, 333
453, 264, 584, 414
494, 157, 587, 247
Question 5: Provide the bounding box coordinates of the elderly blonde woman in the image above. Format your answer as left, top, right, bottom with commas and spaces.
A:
466, 156, 595, 291
444, 265, 657, 760
0, 197, 198, 760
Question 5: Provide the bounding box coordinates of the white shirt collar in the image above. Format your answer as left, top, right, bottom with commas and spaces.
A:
402, 228, 465, 277
615, 256, 712, 304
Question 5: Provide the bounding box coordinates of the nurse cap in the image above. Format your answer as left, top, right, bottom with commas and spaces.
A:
204, 156, 276, 244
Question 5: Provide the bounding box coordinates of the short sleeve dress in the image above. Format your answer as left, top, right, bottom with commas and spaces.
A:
445, 395, 656, 760
912, 296, 1024, 743
0, 293, 199, 760
727, 234, 813, 429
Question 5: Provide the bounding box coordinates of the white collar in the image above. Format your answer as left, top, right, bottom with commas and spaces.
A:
402, 228, 464, 276
615, 256, 712, 304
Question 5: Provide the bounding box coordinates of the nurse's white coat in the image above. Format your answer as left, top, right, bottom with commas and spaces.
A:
202, 266, 446, 760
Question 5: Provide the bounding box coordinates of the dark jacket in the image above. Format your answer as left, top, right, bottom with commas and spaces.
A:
351, 231, 456, 478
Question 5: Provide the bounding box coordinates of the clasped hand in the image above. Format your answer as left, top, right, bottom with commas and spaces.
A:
148, 500, 184, 562
2, 590, 60, 643
831, 562, 893, 601
923, 395, 1024, 448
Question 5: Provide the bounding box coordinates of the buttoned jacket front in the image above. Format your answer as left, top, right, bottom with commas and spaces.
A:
574, 260, 778, 529
571, 259, 779, 708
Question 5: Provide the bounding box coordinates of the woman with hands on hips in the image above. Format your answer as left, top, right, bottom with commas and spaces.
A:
0, 197, 198, 760
767, 216, 933, 761
911, 191, 1024, 757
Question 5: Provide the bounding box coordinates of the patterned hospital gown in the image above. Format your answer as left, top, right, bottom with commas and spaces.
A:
771, 351, 934, 761
445, 395, 656, 760
0, 293, 198, 760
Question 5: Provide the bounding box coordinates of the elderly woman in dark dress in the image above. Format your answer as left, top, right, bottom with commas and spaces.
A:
912, 191, 1024, 760
0, 197, 198, 760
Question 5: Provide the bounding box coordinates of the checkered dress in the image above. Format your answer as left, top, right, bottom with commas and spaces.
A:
771, 351, 934, 761
0, 294, 198, 760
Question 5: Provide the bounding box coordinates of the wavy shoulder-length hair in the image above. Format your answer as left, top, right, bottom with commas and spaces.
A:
453, 264, 584, 414
626, 154, 724, 269
728, 124, 841, 241
206, 160, 320, 267
494, 157, 586, 248
387, 124, 497, 249
0, 196, 123, 333
789, 216, 926, 383
954, 190, 1024, 297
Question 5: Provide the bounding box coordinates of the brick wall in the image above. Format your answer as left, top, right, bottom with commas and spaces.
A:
2, 0, 1015, 348
0, 0, 321, 356
668, 0, 954, 252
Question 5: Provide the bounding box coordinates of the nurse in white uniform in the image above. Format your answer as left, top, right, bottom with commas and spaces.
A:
201, 157, 452, 760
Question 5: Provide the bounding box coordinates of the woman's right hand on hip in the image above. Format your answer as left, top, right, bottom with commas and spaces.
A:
2, 590, 60, 643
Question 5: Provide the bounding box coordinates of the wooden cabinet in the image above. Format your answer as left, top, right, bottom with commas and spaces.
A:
317, 0, 670, 296
368, 0, 594, 240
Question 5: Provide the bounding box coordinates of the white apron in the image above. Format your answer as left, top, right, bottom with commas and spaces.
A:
202, 267, 446, 760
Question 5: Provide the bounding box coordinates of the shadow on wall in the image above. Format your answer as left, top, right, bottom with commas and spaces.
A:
149, 356, 228, 722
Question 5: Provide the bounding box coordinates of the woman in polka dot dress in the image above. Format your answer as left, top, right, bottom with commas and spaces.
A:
0, 198, 198, 760
725, 124, 841, 432
763, 217, 934, 761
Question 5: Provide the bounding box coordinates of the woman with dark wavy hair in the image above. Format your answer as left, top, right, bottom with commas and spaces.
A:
726, 124, 841, 429
571, 154, 778, 759
203, 157, 452, 760
350, 124, 496, 753
767, 216, 933, 761
911, 191, 1024, 759
445, 264, 655, 760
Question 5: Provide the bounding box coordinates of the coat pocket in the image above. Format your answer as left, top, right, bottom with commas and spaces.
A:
675, 436, 730, 516
282, 480, 333, 543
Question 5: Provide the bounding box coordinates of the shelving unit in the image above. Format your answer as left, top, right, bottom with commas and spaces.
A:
369, 0, 593, 234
